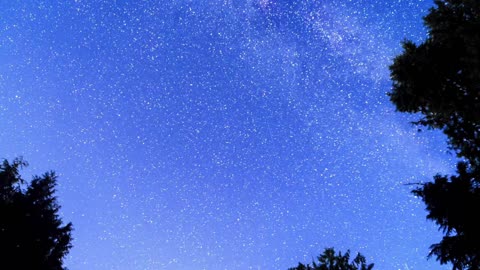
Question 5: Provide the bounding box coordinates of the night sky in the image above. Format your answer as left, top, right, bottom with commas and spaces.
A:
0, 0, 457, 269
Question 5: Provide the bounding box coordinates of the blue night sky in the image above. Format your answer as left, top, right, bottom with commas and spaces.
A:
0, 0, 456, 269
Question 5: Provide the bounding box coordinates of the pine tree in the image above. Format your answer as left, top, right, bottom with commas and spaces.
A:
0, 158, 73, 270
288, 248, 374, 270
389, 0, 480, 269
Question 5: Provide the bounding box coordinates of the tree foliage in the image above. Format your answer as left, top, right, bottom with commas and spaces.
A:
389, 0, 480, 163
412, 162, 480, 269
0, 158, 73, 270
288, 248, 374, 270
389, 0, 480, 269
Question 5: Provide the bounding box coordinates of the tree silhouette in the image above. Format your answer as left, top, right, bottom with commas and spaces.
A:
389, 0, 480, 269
411, 162, 480, 270
389, 0, 480, 163
0, 158, 73, 270
288, 248, 374, 270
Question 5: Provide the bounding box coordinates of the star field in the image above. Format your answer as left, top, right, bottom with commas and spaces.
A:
0, 0, 456, 269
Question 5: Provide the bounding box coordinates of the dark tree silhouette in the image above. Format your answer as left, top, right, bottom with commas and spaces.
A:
389, 0, 480, 163
288, 248, 374, 270
0, 158, 73, 270
412, 162, 480, 269
389, 0, 480, 269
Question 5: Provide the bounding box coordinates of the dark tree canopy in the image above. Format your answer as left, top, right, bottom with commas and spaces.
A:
389, 0, 480, 163
0, 158, 73, 270
288, 248, 374, 270
389, 0, 480, 269
412, 162, 480, 269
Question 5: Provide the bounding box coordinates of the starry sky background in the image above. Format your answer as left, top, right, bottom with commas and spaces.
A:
0, 0, 457, 269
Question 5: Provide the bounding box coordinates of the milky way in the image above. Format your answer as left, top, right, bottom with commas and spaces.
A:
1, 0, 455, 269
